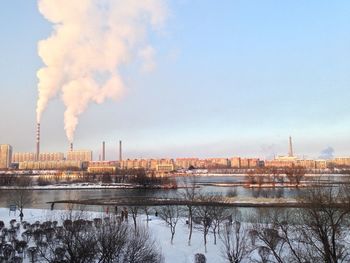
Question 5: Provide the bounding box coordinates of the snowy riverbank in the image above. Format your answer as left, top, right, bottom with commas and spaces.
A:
0, 182, 177, 190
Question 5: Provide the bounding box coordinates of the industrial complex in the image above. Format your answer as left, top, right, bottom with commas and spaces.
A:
1, 133, 350, 174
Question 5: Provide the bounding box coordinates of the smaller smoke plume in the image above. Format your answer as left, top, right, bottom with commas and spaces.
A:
260, 144, 277, 160
319, 146, 334, 160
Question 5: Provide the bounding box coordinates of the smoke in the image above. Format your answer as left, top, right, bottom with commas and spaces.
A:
260, 144, 277, 160
36, 0, 168, 142
319, 146, 334, 160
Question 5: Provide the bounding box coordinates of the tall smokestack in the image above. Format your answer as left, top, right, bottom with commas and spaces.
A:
70, 143, 73, 151
288, 136, 294, 157
36, 123, 40, 161
119, 140, 122, 162
102, 141, 105, 161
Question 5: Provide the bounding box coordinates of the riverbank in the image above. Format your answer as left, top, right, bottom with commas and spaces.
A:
48, 195, 302, 208
0, 182, 179, 190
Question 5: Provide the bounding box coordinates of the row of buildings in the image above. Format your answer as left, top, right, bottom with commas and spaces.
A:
2, 143, 350, 172
265, 156, 350, 169
12, 150, 93, 162
0, 145, 93, 170
0, 145, 12, 170
119, 157, 350, 170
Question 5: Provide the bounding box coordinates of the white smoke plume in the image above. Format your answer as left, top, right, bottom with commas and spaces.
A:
36, 0, 168, 142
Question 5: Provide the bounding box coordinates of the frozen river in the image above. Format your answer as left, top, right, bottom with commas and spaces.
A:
0, 174, 348, 210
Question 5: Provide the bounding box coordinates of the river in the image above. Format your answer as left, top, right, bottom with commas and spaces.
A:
0, 174, 348, 211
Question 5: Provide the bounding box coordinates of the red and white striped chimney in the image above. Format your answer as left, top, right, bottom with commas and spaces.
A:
36, 123, 40, 161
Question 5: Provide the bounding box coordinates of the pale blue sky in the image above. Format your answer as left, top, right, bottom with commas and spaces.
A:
1, 0, 350, 160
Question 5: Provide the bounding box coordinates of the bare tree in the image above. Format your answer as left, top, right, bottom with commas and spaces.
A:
248, 186, 350, 262
181, 175, 200, 245
129, 206, 140, 230
245, 170, 257, 185
264, 209, 305, 263
296, 185, 350, 262
95, 220, 128, 263
248, 199, 350, 263
58, 222, 97, 262
249, 208, 285, 263
158, 205, 180, 244
285, 166, 305, 187
220, 221, 249, 263
194, 195, 213, 252
11, 176, 33, 221
269, 167, 282, 186
143, 206, 151, 221
208, 195, 230, 245
124, 226, 164, 263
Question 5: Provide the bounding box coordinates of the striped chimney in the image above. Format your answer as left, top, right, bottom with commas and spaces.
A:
36, 123, 40, 161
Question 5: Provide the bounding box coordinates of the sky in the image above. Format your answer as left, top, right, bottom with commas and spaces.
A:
1, 0, 350, 160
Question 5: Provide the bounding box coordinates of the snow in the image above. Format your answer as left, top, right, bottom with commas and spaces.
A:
0, 183, 138, 190
0, 207, 225, 263
149, 217, 224, 263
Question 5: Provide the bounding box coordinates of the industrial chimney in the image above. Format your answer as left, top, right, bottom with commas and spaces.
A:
70, 142, 73, 151
36, 123, 40, 161
119, 140, 122, 162
288, 136, 294, 157
102, 141, 105, 161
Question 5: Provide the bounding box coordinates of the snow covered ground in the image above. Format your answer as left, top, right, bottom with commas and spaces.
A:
0, 207, 225, 263
0, 183, 139, 190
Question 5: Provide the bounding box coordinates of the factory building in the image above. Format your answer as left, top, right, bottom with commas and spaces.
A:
315, 160, 327, 169
39, 152, 64, 161
0, 144, 13, 169
18, 160, 82, 170
12, 152, 36, 162
333, 157, 350, 167
176, 157, 262, 169
229, 157, 260, 169
265, 158, 331, 169
120, 158, 175, 171
265, 159, 295, 168
67, 150, 93, 162
120, 159, 149, 169
175, 158, 200, 169
13, 152, 64, 162
230, 157, 241, 168
177, 158, 201, 169
206, 158, 230, 168
87, 161, 118, 174
156, 163, 175, 173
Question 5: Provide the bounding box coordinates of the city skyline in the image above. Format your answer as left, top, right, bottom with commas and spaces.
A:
0, 136, 339, 162
1, 0, 350, 159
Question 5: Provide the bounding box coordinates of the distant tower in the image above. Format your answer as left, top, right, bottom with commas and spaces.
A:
288, 136, 294, 157
36, 123, 40, 161
102, 141, 105, 161
119, 140, 122, 162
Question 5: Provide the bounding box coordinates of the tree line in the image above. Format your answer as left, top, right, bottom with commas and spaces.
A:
0, 169, 176, 188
